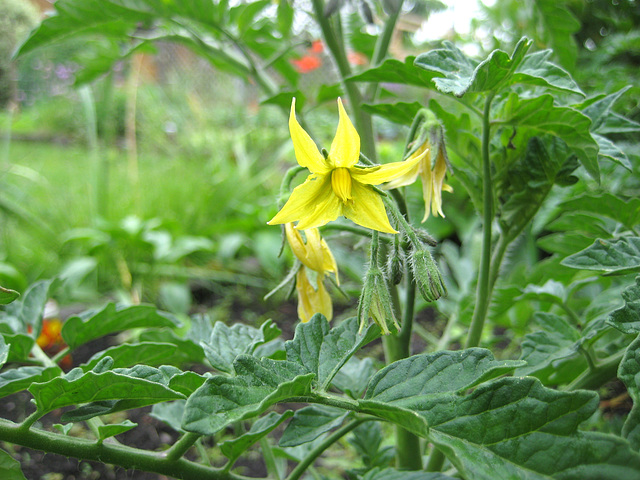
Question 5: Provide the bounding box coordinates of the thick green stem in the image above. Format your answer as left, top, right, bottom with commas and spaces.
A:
566, 351, 624, 391
164, 431, 201, 462
0, 418, 249, 480
465, 92, 496, 350
364, 0, 404, 102
310, 0, 376, 160
286, 418, 366, 480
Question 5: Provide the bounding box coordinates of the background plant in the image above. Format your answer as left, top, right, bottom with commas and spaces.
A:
0, 1, 639, 479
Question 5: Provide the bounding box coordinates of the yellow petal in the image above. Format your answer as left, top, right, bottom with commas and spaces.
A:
296, 268, 333, 322
268, 174, 338, 227
344, 180, 397, 233
351, 147, 425, 186
420, 167, 434, 222
289, 99, 331, 175
430, 150, 449, 218
329, 98, 360, 168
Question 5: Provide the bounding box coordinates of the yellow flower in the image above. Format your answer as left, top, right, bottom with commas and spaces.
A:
296, 268, 332, 322
268, 99, 423, 233
285, 223, 339, 284
384, 137, 453, 222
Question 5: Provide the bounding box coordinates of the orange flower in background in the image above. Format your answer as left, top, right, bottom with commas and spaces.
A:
347, 51, 367, 66
310, 40, 324, 54
292, 55, 322, 73
33, 318, 73, 370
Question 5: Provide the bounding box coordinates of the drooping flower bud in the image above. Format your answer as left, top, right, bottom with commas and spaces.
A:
357, 266, 399, 335
411, 248, 446, 302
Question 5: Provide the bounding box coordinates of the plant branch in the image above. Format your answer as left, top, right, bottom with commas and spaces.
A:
0, 418, 250, 480
465, 91, 496, 349
286, 418, 367, 480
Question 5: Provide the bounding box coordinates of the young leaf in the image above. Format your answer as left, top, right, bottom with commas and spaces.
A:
359, 468, 455, 480
496, 94, 599, 181
0, 287, 19, 306
361, 102, 422, 125
82, 342, 184, 370
0, 337, 7, 369
516, 312, 586, 385
221, 410, 294, 462
414, 38, 531, 97
2, 279, 55, 339
29, 364, 185, 414
363, 349, 525, 403
347, 56, 438, 87
593, 134, 632, 171
0, 448, 26, 480
1, 334, 34, 363
201, 319, 280, 374
182, 356, 314, 435
583, 86, 636, 134
139, 330, 205, 364
607, 276, 640, 334
348, 421, 394, 471
150, 400, 186, 432
285, 315, 379, 391
61, 303, 178, 350
97, 420, 137, 443
561, 237, 640, 276
279, 406, 348, 447
512, 49, 583, 95
559, 193, 640, 231
0, 366, 60, 399
332, 356, 377, 399
618, 334, 640, 449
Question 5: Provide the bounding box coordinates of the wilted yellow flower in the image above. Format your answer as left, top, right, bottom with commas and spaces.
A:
384, 136, 453, 222
285, 223, 339, 284
296, 268, 332, 322
268, 99, 423, 233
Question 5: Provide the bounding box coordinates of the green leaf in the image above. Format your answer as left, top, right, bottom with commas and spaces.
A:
347, 56, 438, 87
333, 356, 376, 399
221, 410, 293, 462
0, 336, 7, 369
150, 400, 186, 432
618, 334, 640, 449
53, 423, 73, 435
0, 366, 60, 399
583, 86, 637, 134
182, 356, 314, 435
82, 342, 185, 370
364, 349, 524, 404
499, 136, 579, 240
61, 303, 178, 350
562, 237, 640, 276
559, 193, 640, 231
2, 279, 55, 339
517, 280, 566, 304
276, 0, 294, 37
534, 0, 580, 70
201, 319, 280, 374
359, 468, 455, 480
168, 371, 207, 396
139, 329, 205, 364
348, 421, 394, 470
406, 375, 640, 480
0, 287, 19, 305
285, 315, 379, 391
512, 49, 583, 95
279, 406, 348, 447
262, 91, 305, 111
2, 334, 35, 363
414, 38, 531, 97
361, 102, 422, 125
97, 420, 137, 442
316, 84, 343, 104
537, 232, 603, 257
607, 276, 640, 334
0, 448, 26, 480
29, 363, 185, 414
516, 313, 586, 385
496, 94, 599, 181
593, 134, 632, 171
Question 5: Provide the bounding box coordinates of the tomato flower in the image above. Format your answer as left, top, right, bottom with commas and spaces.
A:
384, 133, 453, 221
269, 99, 423, 233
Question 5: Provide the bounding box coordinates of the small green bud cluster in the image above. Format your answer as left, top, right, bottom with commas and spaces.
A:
357, 266, 399, 335
410, 248, 446, 302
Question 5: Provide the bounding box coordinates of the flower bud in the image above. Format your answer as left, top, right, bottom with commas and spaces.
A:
411, 249, 446, 302
357, 267, 399, 335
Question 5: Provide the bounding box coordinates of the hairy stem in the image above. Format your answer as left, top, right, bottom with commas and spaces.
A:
465, 92, 496, 349
287, 418, 367, 480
